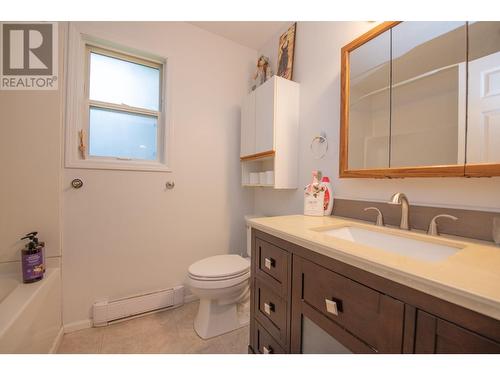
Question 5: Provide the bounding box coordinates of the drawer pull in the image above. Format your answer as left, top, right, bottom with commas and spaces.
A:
263, 345, 273, 354
325, 298, 339, 316
264, 302, 275, 315
264, 257, 275, 270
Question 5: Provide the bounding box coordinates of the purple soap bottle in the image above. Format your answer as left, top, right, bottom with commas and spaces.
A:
20, 232, 44, 283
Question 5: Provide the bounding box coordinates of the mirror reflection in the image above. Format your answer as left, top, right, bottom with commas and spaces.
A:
467, 21, 500, 164
343, 21, 500, 177
348, 30, 391, 169
390, 22, 467, 167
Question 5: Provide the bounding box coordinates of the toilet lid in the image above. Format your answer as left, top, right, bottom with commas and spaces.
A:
188, 255, 250, 279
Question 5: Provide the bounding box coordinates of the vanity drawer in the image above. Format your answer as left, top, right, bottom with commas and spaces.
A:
255, 279, 288, 346
297, 256, 404, 353
254, 321, 286, 354
255, 237, 289, 295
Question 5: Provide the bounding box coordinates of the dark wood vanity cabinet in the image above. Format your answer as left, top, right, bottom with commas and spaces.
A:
249, 229, 500, 354
410, 310, 500, 354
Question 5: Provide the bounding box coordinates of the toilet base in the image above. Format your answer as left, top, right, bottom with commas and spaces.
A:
194, 295, 250, 339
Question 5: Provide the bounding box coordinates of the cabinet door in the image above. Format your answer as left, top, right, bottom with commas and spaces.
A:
255, 78, 275, 153
240, 90, 256, 157
414, 310, 500, 354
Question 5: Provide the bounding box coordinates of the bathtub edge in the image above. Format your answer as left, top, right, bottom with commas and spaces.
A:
49, 326, 65, 354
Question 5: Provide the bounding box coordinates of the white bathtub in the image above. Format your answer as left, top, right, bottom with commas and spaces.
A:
0, 267, 62, 353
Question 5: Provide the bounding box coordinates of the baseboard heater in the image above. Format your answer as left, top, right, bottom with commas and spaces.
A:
92, 285, 184, 327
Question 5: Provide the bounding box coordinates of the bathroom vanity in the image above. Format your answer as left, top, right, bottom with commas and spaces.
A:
247, 215, 500, 354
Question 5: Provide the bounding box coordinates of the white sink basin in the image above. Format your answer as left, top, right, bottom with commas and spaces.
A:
319, 226, 463, 262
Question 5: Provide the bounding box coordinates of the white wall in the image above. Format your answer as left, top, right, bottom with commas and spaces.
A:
62, 22, 256, 326
254, 22, 500, 216
0, 24, 65, 271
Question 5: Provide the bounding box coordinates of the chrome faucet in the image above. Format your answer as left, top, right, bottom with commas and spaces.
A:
427, 214, 458, 236
364, 207, 384, 226
389, 193, 410, 230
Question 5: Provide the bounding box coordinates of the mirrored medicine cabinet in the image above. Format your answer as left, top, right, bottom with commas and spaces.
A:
340, 21, 500, 178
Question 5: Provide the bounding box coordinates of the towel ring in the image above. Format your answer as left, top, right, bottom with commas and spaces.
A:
310, 134, 328, 159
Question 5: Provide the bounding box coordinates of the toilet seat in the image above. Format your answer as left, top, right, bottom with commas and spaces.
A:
188, 270, 250, 290
188, 270, 249, 281
188, 254, 250, 280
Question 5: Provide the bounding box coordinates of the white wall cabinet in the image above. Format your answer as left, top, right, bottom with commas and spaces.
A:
240, 90, 256, 157
255, 78, 275, 154
240, 76, 299, 189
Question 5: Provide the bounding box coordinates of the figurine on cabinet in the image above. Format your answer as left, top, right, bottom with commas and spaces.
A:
251, 55, 272, 91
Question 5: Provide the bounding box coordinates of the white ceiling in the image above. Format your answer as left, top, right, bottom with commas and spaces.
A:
190, 22, 290, 50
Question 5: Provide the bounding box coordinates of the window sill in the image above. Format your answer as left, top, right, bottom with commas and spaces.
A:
65, 159, 172, 172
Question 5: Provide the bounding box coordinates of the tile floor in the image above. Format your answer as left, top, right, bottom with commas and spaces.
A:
57, 301, 249, 354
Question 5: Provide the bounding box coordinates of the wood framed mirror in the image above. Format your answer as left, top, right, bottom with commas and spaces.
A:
340, 21, 500, 178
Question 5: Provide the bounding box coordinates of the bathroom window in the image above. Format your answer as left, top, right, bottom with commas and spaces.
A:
65, 28, 170, 171
87, 47, 162, 161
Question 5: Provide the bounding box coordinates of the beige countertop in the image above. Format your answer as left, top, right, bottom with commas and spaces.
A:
248, 215, 500, 321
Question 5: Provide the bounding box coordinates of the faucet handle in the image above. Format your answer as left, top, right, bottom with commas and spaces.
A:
364, 207, 384, 227
427, 214, 458, 236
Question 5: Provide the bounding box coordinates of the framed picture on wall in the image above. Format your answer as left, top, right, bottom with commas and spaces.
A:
277, 23, 296, 80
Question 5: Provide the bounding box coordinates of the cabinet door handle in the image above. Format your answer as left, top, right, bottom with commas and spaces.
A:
264, 302, 275, 315
263, 345, 273, 354
325, 298, 339, 316
264, 257, 275, 270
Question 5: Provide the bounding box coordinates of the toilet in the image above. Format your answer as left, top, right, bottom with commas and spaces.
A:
187, 217, 255, 339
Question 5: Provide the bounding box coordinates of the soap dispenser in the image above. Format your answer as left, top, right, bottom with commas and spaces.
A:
20, 231, 44, 283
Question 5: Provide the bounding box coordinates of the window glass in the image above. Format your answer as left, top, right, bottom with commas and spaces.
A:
89, 52, 160, 111
89, 107, 158, 161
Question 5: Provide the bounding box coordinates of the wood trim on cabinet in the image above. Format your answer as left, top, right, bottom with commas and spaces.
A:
402, 305, 417, 353
339, 165, 466, 178
342, 22, 402, 53
465, 163, 500, 177
240, 150, 275, 161
414, 310, 438, 353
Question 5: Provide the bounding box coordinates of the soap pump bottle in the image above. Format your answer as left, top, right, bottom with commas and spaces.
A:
20, 231, 44, 283
320, 176, 334, 216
